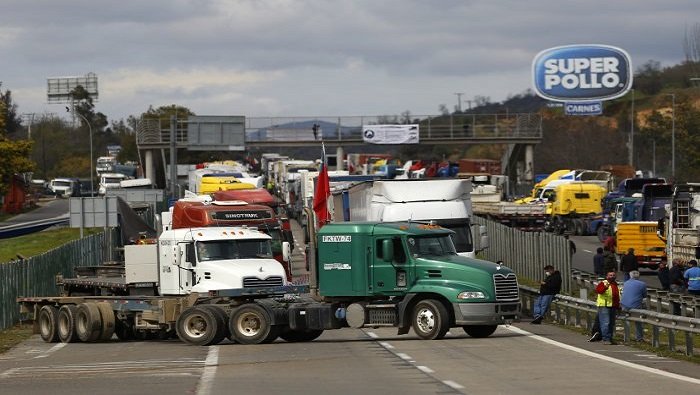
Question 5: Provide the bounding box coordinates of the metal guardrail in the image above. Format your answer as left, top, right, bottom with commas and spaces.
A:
521, 284, 700, 356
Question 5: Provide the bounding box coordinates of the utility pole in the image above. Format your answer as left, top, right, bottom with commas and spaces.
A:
464, 100, 473, 111
668, 93, 676, 180
21, 113, 36, 139
454, 92, 464, 113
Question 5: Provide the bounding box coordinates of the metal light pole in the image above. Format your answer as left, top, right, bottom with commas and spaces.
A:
454, 92, 464, 113
68, 108, 94, 195
629, 89, 635, 167
667, 94, 676, 180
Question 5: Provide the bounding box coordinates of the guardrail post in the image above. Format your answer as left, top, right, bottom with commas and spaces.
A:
652, 323, 660, 348
622, 313, 631, 342
685, 332, 694, 356
668, 325, 676, 352
654, 290, 667, 313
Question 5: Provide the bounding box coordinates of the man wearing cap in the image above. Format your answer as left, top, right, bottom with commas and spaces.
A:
621, 270, 647, 342
684, 260, 700, 296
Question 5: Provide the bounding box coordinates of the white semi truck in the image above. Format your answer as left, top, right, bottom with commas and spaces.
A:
19, 226, 291, 345
343, 179, 487, 257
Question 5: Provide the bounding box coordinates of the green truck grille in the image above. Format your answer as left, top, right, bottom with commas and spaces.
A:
493, 273, 519, 301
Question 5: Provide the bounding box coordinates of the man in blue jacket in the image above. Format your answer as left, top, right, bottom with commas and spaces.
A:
620, 270, 647, 342
684, 260, 700, 296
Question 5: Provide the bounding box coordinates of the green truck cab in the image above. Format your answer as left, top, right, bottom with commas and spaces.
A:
310, 222, 521, 339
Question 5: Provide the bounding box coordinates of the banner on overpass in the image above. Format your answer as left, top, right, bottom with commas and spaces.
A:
362, 124, 419, 144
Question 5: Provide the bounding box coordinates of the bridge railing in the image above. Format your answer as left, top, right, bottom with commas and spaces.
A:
136, 113, 543, 145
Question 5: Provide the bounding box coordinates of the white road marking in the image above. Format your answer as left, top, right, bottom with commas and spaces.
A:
365, 331, 378, 338
396, 353, 413, 361
416, 365, 434, 374
506, 326, 700, 384
379, 341, 394, 349
196, 346, 219, 395
443, 380, 465, 390
583, 249, 592, 253
33, 342, 66, 359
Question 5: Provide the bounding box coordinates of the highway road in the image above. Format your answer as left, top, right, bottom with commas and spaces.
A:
0, 217, 694, 394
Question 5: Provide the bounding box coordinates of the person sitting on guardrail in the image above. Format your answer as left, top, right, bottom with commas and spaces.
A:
595, 270, 620, 345
621, 270, 647, 342
669, 259, 686, 315
684, 260, 700, 296
531, 265, 561, 324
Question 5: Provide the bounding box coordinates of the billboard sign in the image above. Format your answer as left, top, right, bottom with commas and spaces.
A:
532, 45, 632, 102
564, 101, 603, 116
362, 124, 419, 144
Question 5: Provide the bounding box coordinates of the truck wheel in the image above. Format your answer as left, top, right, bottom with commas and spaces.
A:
176, 306, 220, 346
411, 299, 449, 340
279, 329, 324, 343
229, 304, 279, 344
76, 303, 103, 342
96, 302, 115, 341
38, 305, 60, 343
573, 219, 585, 236
199, 305, 228, 345
462, 325, 498, 338
57, 305, 79, 343
597, 226, 608, 243
115, 319, 135, 341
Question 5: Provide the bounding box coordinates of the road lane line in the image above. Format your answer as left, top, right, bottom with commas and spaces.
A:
416, 365, 434, 374
196, 346, 219, 395
33, 342, 66, 359
365, 331, 378, 338
443, 380, 465, 390
379, 341, 394, 349
506, 326, 700, 384
396, 353, 413, 362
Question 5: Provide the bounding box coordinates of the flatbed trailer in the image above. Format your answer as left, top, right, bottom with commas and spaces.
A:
18, 285, 311, 345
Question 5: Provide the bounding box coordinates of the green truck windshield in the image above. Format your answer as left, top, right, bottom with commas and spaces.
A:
406, 235, 457, 258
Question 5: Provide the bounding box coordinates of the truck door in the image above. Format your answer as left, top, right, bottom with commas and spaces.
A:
177, 242, 197, 292
372, 237, 409, 295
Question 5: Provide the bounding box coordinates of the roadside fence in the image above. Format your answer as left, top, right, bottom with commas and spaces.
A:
0, 232, 109, 331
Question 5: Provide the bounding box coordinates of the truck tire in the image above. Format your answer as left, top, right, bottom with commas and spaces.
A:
38, 305, 60, 343
279, 329, 324, 343
176, 306, 221, 346
115, 318, 135, 341
199, 305, 228, 345
597, 226, 608, 243
573, 219, 585, 236
57, 305, 79, 343
462, 325, 498, 338
76, 303, 103, 342
229, 303, 279, 344
411, 299, 449, 340
96, 302, 115, 341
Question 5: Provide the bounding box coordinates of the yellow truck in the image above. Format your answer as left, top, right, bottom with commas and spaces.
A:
199, 176, 256, 195
616, 221, 666, 269
545, 182, 607, 235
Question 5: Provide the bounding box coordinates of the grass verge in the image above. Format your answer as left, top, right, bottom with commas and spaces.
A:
0, 227, 100, 263
0, 324, 34, 354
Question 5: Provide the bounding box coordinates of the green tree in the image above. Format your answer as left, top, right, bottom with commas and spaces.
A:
635, 60, 663, 95
0, 91, 35, 196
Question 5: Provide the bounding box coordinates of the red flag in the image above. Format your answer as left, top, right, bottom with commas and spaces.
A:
313, 144, 331, 228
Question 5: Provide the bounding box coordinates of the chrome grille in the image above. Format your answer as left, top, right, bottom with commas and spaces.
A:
493, 273, 519, 301
243, 276, 284, 288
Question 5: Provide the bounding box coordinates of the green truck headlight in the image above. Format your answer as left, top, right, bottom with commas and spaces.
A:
457, 291, 486, 299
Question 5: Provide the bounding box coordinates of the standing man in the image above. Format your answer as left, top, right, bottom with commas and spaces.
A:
620, 248, 638, 282
603, 246, 618, 275
657, 261, 670, 291
669, 259, 686, 315
684, 259, 700, 296
593, 247, 605, 277
531, 265, 562, 324
620, 270, 647, 342
595, 270, 621, 345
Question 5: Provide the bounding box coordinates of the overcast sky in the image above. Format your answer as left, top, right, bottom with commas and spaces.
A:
1, 0, 698, 123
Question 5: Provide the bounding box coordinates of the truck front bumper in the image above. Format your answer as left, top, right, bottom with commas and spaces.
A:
452, 301, 521, 325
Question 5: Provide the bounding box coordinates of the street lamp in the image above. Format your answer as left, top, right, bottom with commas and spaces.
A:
67, 107, 94, 195
665, 94, 676, 180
